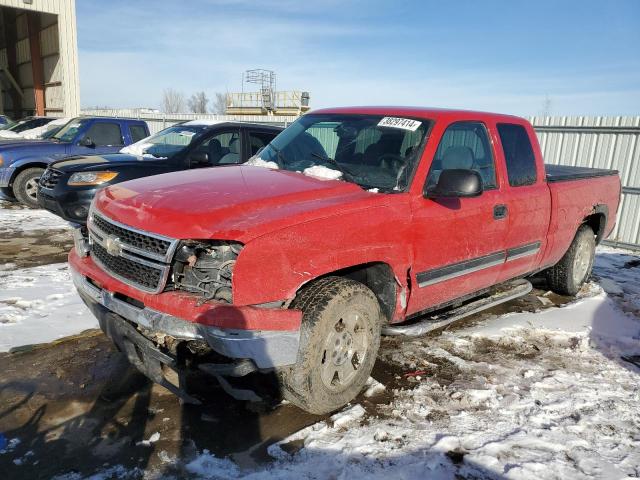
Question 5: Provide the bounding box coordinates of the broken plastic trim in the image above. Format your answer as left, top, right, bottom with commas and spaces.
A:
172, 240, 244, 304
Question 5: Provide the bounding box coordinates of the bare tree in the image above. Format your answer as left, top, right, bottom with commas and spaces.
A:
211, 92, 228, 115
161, 88, 186, 113
187, 91, 209, 114
540, 95, 553, 117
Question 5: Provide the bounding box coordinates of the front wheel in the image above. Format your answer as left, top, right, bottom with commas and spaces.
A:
13, 167, 45, 208
279, 276, 382, 414
545, 224, 596, 296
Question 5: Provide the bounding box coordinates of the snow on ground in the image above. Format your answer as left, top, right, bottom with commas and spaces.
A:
52, 246, 639, 479
0, 262, 94, 352
0, 200, 72, 233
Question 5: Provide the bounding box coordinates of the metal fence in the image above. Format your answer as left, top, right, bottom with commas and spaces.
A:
82, 110, 640, 249
80, 109, 297, 134
528, 116, 640, 250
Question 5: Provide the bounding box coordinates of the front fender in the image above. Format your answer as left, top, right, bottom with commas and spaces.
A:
232, 203, 413, 308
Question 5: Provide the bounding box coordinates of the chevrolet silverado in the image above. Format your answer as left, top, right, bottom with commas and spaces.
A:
69, 107, 621, 414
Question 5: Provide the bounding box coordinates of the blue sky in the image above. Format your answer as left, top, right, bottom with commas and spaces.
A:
76, 0, 640, 115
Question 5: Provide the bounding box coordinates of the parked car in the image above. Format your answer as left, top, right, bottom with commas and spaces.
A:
0, 117, 149, 207
69, 107, 621, 413
0, 116, 54, 134
37, 121, 284, 223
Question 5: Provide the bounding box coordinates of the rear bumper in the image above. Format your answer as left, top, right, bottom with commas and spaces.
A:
0, 166, 15, 187
69, 248, 301, 368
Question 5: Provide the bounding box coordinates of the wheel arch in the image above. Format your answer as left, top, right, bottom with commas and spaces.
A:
294, 261, 399, 323
7, 160, 49, 186
583, 204, 608, 244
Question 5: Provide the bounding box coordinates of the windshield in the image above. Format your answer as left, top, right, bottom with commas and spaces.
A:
53, 119, 87, 142
121, 125, 206, 159
256, 114, 430, 191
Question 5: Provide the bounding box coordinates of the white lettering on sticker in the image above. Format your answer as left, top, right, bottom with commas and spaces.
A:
377, 117, 422, 131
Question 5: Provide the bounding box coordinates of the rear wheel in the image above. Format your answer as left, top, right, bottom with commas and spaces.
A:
13, 167, 44, 208
545, 224, 596, 295
279, 276, 382, 414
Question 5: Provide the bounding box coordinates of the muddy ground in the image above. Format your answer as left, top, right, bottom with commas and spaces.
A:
0, 293, 570, 479
0, 199, 575, 479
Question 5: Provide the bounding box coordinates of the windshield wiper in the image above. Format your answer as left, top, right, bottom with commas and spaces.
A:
310, 152, 360, 184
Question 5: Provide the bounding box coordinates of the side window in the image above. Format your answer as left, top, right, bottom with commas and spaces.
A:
84, 122, 123, 146
427, 121, 496, 189
497, 123, 537, 187
129, 124, 148, 143
248, 130, 278, 156
189, 131, 240, 167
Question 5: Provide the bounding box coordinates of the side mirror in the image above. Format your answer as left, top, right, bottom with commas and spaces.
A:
425, 169, 483, 198
189, 151, 209, 165
80, 136, 95, 148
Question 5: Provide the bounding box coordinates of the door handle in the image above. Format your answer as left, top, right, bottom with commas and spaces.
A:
493, 204, 508, 220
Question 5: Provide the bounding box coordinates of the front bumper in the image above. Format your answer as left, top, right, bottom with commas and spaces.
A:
70, 248, 302, 368
0, 166, 15, 187
37, 185, 95, 224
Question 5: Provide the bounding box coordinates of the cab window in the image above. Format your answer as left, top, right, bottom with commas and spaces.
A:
188, 131, 240, 167
84, 122, 124, 146
426, 121, 496, 189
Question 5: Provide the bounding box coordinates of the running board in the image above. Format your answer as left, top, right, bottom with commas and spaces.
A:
383, 279, 533, 336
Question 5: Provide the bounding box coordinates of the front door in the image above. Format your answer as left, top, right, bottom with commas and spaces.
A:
407, 121, 508, 315
72, 121, 124, 155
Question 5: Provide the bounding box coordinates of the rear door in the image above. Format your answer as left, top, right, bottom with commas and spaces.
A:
494, 122, 551, 281
408, 120, 509, 314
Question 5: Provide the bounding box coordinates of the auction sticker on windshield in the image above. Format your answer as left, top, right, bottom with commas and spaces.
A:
377, 117, 422, 131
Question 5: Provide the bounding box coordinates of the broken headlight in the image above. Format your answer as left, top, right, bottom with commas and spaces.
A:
172, 240, 243, 304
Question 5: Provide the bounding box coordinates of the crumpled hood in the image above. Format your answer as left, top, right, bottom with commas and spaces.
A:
94, 165, 377, 241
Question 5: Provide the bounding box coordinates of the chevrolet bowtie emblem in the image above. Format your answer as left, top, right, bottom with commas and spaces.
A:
105, 235, 123, 257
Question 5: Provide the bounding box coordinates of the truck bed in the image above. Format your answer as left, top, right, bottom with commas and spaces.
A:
545, 164, 619, 183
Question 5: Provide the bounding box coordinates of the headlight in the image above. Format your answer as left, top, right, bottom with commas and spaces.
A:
68, 171, 118, 186
172, 240, 243, 304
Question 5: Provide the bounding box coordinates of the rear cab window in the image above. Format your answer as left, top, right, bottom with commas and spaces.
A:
497, 123, 537, 187
129, 124, 148, 142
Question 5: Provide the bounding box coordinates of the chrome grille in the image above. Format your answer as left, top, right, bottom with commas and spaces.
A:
92, 213, 172, 258
87, 209, 178, 293
39, 168, 63, 189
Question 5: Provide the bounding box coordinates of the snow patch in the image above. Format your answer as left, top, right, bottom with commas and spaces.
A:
0, 263, 95, 352
0, 204, 71, 234
302, 165, 342, 180
245, 157, 279, 169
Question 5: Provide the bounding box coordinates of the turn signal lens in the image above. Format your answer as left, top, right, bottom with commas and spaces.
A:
68, 171, 118, 186
0, 154, 4, 167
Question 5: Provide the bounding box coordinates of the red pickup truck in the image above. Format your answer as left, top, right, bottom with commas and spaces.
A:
69, 107, 621, 414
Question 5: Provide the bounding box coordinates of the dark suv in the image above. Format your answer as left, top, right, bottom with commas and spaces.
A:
38, 121, 283, 224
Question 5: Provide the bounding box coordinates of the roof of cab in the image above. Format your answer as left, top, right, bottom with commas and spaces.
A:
309, 106, 527, 124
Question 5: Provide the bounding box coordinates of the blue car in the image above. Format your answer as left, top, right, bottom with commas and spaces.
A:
0, 117, 149, 207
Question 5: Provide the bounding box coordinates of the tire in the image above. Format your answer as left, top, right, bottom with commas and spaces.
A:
13, 167, 44, 208
0, 186, 16, 200
279, 276, 382, 415
545, 224, 596, 296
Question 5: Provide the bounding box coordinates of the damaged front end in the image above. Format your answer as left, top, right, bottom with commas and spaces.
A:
172, 240, 243, 304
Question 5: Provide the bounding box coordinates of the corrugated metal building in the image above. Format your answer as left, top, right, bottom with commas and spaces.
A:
0, 0, 79, 117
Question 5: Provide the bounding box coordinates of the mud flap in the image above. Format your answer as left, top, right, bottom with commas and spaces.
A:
107, 313, 202, 405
